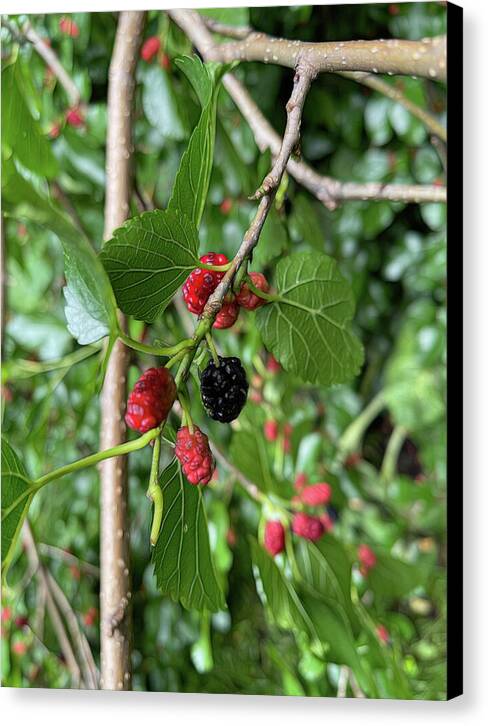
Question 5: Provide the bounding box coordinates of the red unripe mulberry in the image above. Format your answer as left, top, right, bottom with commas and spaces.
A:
294, 472, 308, 492
236, 272, 270, 310
264, 521, 285, 556
12, 641, 27, 656
160, 52, 171, 71
183, 253, 229, 315
175, 426, 215, 486
266, 355, 281, 373
66, 107, 84, 127
319, 511, 334, 533
59, 17, 80, 37
300, 483, 332, 507
377, 624, 390, 644
141, 36, 161, 63
220, 198, 232, 215
264, 420, 279, 442
358, 544, 377, 573
125, 367, 176, 434
213, 299, 239, 329
292, 512, 324, 542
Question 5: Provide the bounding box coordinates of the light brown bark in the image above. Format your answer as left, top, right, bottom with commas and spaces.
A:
99, 10, 145, 691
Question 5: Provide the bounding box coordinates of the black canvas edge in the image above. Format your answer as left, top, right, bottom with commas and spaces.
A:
446, 0, 463, 702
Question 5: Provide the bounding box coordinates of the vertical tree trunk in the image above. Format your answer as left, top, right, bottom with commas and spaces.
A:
99, 10, 145, 691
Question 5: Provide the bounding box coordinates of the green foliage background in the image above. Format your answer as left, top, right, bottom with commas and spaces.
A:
1, 3, 446, 699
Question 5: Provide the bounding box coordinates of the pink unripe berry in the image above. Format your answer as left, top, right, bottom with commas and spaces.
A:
292, 512, 324, 542
358, 544, 377, 573
141, 36, 161, 63
377, 624, 390, 643
264, 420, 279, 442
264, 521, 286, 556
294, 472, 308, 492
300, 483, 332, 507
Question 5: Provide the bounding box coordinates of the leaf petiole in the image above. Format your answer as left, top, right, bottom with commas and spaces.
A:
118, 330, 193, 358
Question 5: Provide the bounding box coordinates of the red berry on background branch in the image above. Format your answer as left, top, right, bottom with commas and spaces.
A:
2, 606, 12, 624
264, 420, 279, 442
219, 198, 233, 215
66, 107, 84, 128
266, 354, 281, 373
59, 17, 80, 37
15, 616, 29, 628
292, 512, 324, 541
294, 472, 308, 492
376, 624, 390, 644
83, 607, 98, 627
299, 482, 332, 507
213, 299, 240, 329
319, 511, 334, 533
12, 641, 28, 656
183, 253, 229, 315
175, 426, 215, 485
236, 272, 270, 310
160, 53, 171, 71
140, 36, 161, 63
264, 521, 286, 556
49, 122, 61, 139
125, 367, 177, 434
358, 544, 377, 574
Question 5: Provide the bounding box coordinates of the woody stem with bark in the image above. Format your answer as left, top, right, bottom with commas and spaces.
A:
168, 9, 446, 208
100, 10, 145, 692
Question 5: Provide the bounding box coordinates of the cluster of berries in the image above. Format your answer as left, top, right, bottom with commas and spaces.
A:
125, 354, 249, 485
140, 36, 171, 69
182, 253, 269, 329
264, 472, 335, 557
125, 366, 216, 485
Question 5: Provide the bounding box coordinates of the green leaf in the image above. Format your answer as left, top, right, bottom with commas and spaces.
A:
250, 539, 319, 638
253, 206, 288, 267
229, 429, 277, 494
256, 252, 364, 386
100, 209, 200, 323
2, 158, 118, 345
367, 551, 426, 601
294, 538, 360, 630
289, 194, 327, 251
1, 61, 58, 178
251, 540, 369, 690
1, 438, 34, 574
152, 459, 225, 613
141, 65, 187, 140
199, 7, 250, 27
168, 56, 228, 228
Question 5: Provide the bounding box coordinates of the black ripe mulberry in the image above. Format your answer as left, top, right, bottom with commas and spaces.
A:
200, 356, 248, 423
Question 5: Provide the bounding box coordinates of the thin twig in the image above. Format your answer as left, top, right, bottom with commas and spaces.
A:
337, 665, 349, 697
253, 63, 315, 199
46, 570, 99, 689
212, 445, 265, 504
339, 71, 446, 142
38, 543, 100, 578
201, 15, 252, 39
22, 521, 82, 687
22, 21, 81, 106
